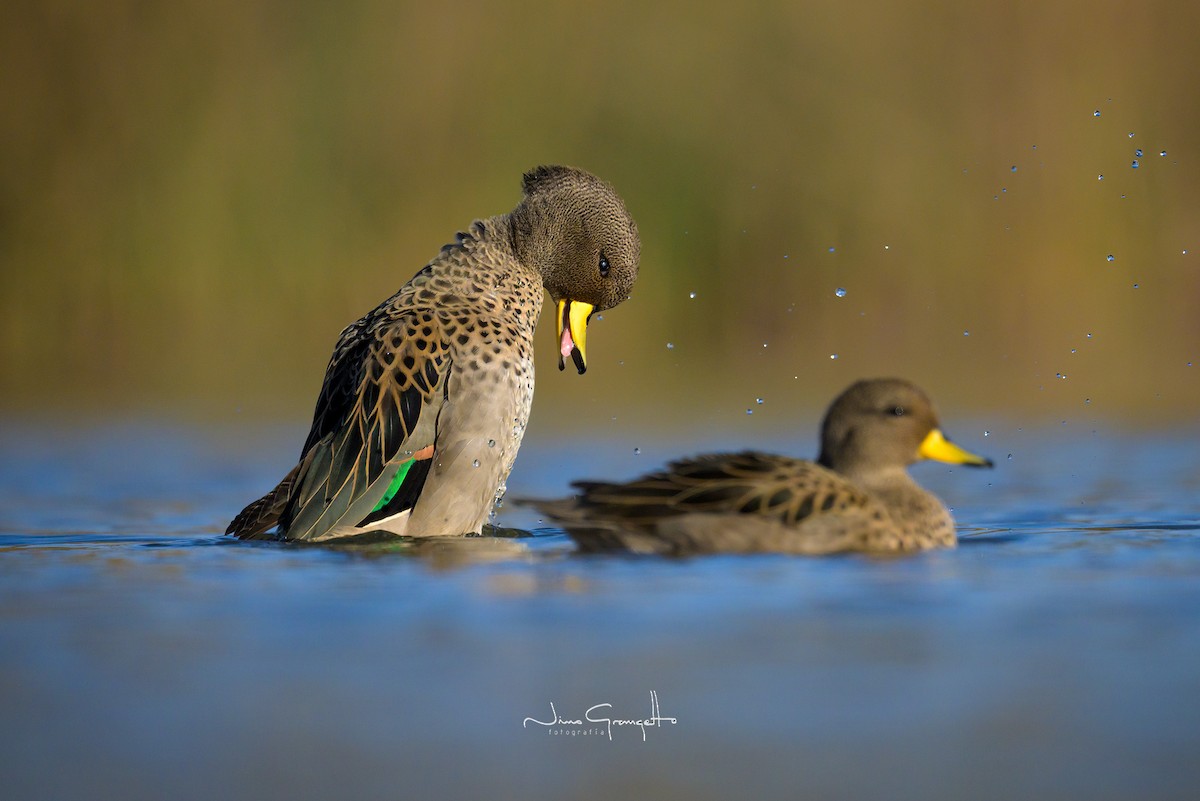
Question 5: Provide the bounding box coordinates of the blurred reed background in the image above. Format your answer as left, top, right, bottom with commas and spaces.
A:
2, 0, 1198, 434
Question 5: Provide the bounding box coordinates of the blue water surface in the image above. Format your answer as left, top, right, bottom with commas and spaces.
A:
1, 419, 1198, 800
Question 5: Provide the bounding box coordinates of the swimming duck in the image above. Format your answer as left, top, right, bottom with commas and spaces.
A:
532, 378, 991, 554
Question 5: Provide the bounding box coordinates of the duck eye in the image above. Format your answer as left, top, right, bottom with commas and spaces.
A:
889, 406, 905, 417
599, 252, 610, 278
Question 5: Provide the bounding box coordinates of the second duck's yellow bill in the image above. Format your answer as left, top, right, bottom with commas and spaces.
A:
918, 429, 993, 467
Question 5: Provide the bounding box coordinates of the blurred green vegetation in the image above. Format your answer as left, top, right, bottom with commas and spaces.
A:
2, 0, 1198, 432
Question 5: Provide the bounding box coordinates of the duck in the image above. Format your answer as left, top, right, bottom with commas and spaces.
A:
531, 378, 992, 554
227, 165, 640, 541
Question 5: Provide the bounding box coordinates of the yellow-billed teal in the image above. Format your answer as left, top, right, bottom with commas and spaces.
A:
228, 166, 640, 541
532, 379, 992, 555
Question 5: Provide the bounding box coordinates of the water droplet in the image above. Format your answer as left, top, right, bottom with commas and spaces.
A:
755, 398, 764, 405
1093, 110, 1101, 117
688, 291, 696, 299
1128, 132, 1135, 138
1106, 254, 1115, 262
1160, 150, 1167, 157
1097, 174, 1104, 181
1007, 453, 1013, 460
1070, 348, 1077, 354
1135, 148, 1144, 158
762, 343, 768, 348
617, 360, 624, 366
666, 342, 674, 350
828, 246, 836, 253
633, 448, 641, 456
829, 353, 839, 360
472, 459, 480, 468
834, 287, 847, 298
1056, 373, 1066, 379
1133, 283, 1139, 288
963, 330, 970, 337
595, 314, 604, 321
1085, 398, 1091, 404
984, 430, 990, 437
1087, 333, 1093, 339
746, 409, 753, 415
884, 244, 890, 250
1011, 165, 1017, 172
1131, 160, 1140, 169
487, 439, 495, 448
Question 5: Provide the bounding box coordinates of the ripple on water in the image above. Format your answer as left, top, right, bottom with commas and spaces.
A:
1, 422, 1199, 799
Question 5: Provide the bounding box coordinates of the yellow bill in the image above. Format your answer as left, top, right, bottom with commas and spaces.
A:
918, 428, 993, 467
556, 298, 594, 374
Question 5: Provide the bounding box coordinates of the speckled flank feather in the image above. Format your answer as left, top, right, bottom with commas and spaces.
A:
227, 166, 640, 542
532, 379, 992, 555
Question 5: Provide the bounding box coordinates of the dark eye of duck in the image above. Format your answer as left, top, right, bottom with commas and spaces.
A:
599, 252, 610, 278
888, 405, 905, 417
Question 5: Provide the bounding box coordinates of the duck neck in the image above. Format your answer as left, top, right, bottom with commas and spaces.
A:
856, 466, 950, 532
848, 465, 916, 497
458, 214, 542, 287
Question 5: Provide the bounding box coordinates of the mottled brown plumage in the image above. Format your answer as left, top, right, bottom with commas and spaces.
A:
228, 166, 640, 542
532, 379, 992, 555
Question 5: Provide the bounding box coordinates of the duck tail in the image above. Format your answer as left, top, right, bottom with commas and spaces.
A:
225, 462, 301, 540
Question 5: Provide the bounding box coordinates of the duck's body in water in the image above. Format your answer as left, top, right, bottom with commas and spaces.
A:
531, 379, 992, 555
227, 166, 640, 542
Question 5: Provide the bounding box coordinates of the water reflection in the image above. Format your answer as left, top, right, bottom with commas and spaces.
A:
1, 422, 1199, 800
